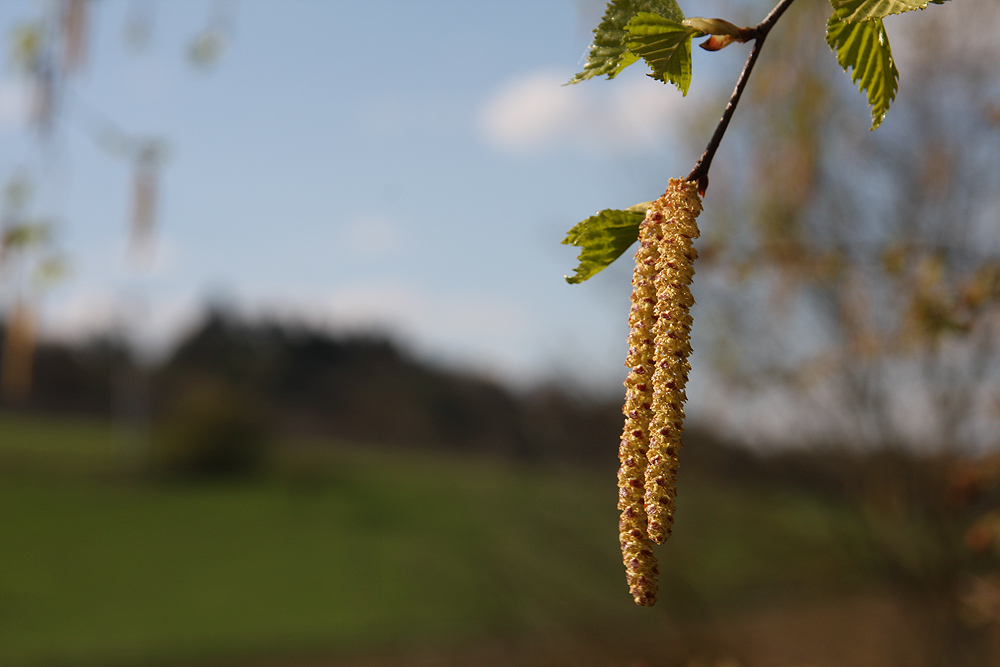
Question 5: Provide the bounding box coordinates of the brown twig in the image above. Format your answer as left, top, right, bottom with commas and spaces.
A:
686, 0, 800, 195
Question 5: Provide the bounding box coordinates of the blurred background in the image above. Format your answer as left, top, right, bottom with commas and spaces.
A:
2, 1, 1000, 666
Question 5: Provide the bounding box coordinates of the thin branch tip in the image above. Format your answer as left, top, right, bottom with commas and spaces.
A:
685, 0, 799, 190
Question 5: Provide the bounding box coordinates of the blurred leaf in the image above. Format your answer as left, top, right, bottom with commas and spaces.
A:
33, 256, 67, 287
563, 203, 651, 284
830, 0, 949, 23
568, 0, 684, 84
10, 23, 43, 71
2, 223, 50, 250
826, 10, 898, 129
188, 29, 226, 68
4, 176, 32, 209
625, 12, 698, 95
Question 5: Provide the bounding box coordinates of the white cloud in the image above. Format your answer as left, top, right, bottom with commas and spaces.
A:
35, 276, 532, 374
478, 68, 686, 156
40, 284, 201, 363
34, 278, 609, 389
244, 281, 538, 383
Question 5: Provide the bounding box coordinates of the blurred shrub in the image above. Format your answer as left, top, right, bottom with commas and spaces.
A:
152, 378, 273, 479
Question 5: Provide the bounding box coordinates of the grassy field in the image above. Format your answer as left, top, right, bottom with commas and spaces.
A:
0, 412, 967, 667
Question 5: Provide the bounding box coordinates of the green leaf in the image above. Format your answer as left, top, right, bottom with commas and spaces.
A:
568, 0, 684, 84
830, 0, 949, 23
826, 10, 898, 130
625, 13, 698, 95
1, 223, 50, 250
33, 256, 68, 287
562, 203, 651, 284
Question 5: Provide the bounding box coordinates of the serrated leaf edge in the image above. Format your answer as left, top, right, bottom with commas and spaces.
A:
826, 11, 899, 130
624, 12, 697, 95
563, 203, 652, 284
567, 0, 687, 84
830, 0, 950, 23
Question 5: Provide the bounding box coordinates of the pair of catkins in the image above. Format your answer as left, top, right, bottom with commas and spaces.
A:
617, 178, 702, 606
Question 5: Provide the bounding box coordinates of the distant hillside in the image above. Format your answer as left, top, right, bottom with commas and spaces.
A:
8, 310, 959, 497
0, 310, 628, 464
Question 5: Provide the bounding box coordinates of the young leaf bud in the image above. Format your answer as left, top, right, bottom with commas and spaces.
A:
682, 17, 743, 38
682, 17, 752, 51
700, 34, 738, 51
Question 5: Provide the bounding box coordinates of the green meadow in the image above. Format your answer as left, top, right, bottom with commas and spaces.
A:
0, 412, 942, 667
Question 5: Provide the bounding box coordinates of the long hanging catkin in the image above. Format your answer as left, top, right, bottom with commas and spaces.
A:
617, 178, 702, 605
644, 179, 701, 545
617, 209, 663, 607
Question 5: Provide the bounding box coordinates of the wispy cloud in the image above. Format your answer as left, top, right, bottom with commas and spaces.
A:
478, 68, 686, 156
41, 284, 202, 363
247, 281, 536, 382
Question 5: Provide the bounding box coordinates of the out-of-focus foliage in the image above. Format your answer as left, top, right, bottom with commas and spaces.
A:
153, 378, 273, 478
0, 310, 629, 465
682, 0, 1000, 657
697, 0, 1000, 453
0, 1, 231, 403
0, 176, 63, 402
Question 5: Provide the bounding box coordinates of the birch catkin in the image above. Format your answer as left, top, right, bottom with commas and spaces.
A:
617, 178, 701, 605
644, 179, 701, 544
617, 210, 663, 606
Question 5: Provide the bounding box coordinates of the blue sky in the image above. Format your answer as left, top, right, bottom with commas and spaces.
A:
0, 0, 753, 394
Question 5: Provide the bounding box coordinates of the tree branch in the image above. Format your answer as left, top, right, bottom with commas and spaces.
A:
686, 0, 799, 194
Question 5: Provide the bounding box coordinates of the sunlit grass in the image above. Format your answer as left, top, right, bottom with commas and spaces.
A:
0, 412, 924, 667
0, 412, 117, 469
